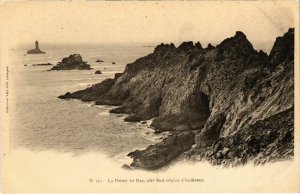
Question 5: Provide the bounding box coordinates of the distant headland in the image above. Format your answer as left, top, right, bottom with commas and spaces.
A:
27, 40, 46, 54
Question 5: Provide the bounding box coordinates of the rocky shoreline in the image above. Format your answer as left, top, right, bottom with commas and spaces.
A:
59, 28, 294, 170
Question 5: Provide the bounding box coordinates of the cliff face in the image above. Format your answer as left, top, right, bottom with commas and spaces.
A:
59, 28, 294, 169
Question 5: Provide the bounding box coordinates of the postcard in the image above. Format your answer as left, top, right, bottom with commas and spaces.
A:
0, 1, 299, 192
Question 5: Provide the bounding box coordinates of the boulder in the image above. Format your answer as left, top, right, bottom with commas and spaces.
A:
94, 70, 102, 74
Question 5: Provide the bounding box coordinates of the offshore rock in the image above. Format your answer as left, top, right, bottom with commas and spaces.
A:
94, 70, 102, 74
50, 54, 92, 70
31, 63, 53, 66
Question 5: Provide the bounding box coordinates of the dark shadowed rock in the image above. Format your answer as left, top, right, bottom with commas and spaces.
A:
187, 108, 294, 166
269, 28, 294, 66
178, 41, 194, 50
114, 73, 123, 80
216, 31, 255, 56
58, 78, 115, 101
206, 43, 215, 50
50, 54, 92, 70
154, 43, 176, 54
195, 41, 203, 49
124, 114, 143, 122
96, 59, 104, 63
31, 63, 53, 66
59, 92, 71, 99
128, 131, 195, 170
94, 70, 102, 74
195, 113, 226, 148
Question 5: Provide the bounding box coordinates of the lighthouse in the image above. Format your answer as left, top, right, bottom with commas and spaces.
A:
27, 40, 45, 54
35, 40, 40, 49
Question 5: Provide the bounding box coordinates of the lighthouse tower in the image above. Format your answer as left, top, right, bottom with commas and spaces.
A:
27, 40, 45, 54
35, 40, 39, 49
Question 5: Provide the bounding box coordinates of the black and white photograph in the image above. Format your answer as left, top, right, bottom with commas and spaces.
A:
0, 1, 299, 193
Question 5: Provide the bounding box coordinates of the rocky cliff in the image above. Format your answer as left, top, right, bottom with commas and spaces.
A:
59, 28, 294, 170
50, 54, 92, 70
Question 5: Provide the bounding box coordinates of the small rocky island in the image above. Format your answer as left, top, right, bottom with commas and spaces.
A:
31, 63, 53, 66
94, 70, 102, 74
50, 54, 92, 70
96, 59, 104, 63
27, 40, 46, 54
59, 28, 294, 170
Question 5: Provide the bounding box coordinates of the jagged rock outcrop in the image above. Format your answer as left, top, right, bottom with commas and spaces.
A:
50, 54, 92, 70
128, 131, 195, 170
268, 28, 294, 66
59, 28, 294, 169
59, 78, 115, 102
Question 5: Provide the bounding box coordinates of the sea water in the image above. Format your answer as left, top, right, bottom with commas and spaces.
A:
7, 42, 273, 166
8, 43, 163, 164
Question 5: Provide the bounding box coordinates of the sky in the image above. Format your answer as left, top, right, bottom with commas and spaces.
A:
0, 1, 297, 50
